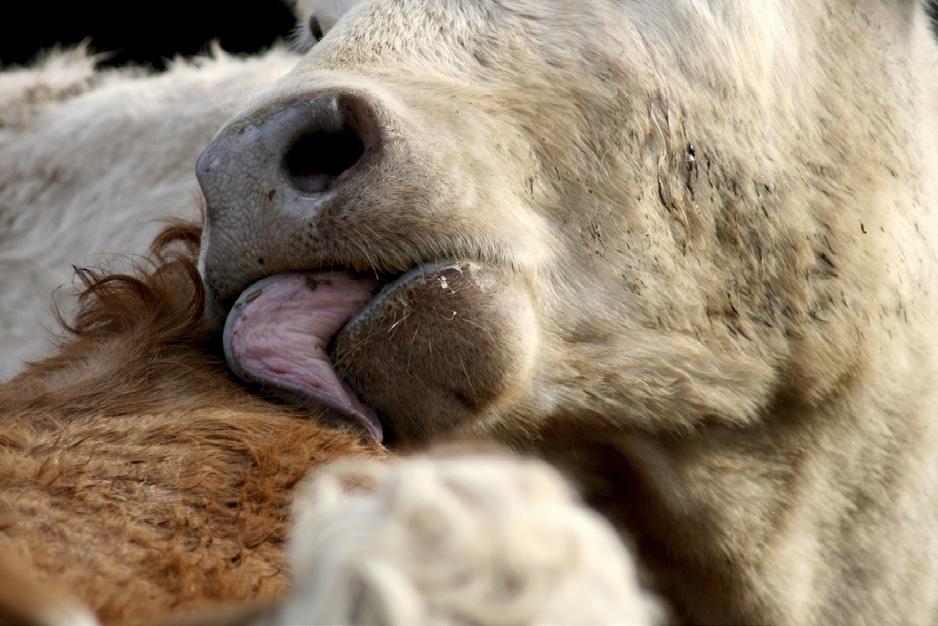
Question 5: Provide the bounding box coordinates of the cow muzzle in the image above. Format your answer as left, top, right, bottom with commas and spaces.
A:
196, 88, 539, 444
197, 92, 384, 321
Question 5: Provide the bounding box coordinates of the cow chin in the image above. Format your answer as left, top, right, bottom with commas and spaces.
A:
333, 262, 538, 444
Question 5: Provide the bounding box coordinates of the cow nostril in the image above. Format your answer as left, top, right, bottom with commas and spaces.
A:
284, 127, 365, 194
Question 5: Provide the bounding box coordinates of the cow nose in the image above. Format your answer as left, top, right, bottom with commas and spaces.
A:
281, 99, 368, 194
196, 92, 383, 321
197, 93, 376, 200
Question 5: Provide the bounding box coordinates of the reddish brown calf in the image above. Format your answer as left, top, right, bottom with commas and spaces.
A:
0, 222, 381, 626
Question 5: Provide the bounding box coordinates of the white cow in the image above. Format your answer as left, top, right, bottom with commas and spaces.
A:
0, 1, 361, 381
196, 1, 938, 623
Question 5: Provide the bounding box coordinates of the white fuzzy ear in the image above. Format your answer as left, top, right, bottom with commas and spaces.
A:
290, 0, 362, 47
279, 452, 664, 626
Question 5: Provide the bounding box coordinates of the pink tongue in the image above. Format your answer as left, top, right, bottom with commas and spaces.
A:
222, 272, 383, 442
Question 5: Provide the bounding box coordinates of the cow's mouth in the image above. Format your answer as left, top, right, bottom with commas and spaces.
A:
222, 264, 463, 443
222, 261, 537, 445
222, 269, 396, 442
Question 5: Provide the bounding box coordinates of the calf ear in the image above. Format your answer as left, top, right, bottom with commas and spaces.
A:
0, 552, 98, 626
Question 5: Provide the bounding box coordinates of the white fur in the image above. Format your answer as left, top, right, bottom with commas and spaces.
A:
0, 47, 299, 380
279, 453, 661, 626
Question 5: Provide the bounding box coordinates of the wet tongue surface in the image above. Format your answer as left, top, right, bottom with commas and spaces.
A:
223, 272, 383, 442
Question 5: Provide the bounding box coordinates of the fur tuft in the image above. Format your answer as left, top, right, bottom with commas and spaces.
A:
61, 220, 205, 343
277, 452, 662, 626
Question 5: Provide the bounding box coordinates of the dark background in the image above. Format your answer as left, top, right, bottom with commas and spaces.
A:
0, 0, 298, 69
1, 1, 937, 70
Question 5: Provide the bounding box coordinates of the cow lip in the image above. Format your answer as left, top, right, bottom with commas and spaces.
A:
220, 263, 460, 443
211, 265, 399, 321
335, 260, 460, 342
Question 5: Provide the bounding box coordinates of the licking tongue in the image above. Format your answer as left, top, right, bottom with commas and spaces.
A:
222, 272, 383, 442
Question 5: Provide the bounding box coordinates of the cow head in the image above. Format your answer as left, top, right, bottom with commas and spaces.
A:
198, 0, 937, 446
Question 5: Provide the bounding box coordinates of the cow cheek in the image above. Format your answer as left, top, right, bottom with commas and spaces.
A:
333, 264, 537, 443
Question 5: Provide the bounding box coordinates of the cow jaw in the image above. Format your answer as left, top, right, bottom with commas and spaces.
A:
223, 264, 538, 444
334, 262, 538, 443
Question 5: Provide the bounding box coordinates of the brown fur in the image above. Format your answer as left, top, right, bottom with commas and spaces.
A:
0, 221, 382, 626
